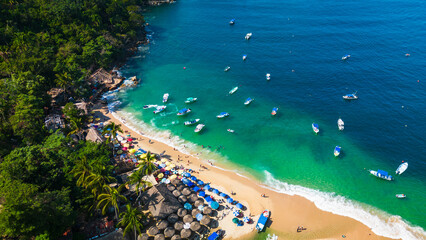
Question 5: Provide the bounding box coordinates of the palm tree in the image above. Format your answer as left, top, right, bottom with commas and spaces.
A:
139, 151, 157, 175
70, 156, 93, 188
103, 122, 123, 156
128, 168, 152, 201
97, 185, 127, 220
86, 173, 116, 197
67, 118, 83, 140
55, 71, 73, 94
118, 204, 145, 240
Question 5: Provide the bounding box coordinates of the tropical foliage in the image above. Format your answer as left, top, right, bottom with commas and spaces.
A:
139, 151, 157, 175
118, 205, 146, 240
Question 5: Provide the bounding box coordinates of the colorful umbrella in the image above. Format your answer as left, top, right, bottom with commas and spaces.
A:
197, 180, 204, 185
184, 203, 192, 210
236, 203, 243, 209
193, 186, 200, 192
184, 172, 191, 177
205, 196, 212, 202
212, 189, 220, 195
197, 205, 204, 211
210, 201, 219, 210
232, 218, 239, 224
160, 164, 166, 168
127, 138, 133, 142
190, 176, 197, 181
219, 193, 227, 198
169, 175, 177, 180
227, 198, 233, 203
183, 223, 190, 229
129, 149, 136, 154
158, 173, 164, 179
196, 213, 203, 221
161, 158, 167, 162
198, 191, 206, 197
243, 216, 250, 223
123, 143, 130, 148
122, 147, 128, 151
187, 182, 194, 187
203, 185, 211, 190
233, 210, 240, 217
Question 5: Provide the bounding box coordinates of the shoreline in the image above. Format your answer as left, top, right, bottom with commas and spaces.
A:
93, 102, 398, 240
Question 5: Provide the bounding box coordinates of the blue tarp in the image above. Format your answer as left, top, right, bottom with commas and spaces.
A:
178, 108, 189, 114
208, 232, 218, 240
377, 170, 389, 176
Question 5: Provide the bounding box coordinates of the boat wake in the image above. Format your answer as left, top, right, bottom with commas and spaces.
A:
262, 171, 425, 240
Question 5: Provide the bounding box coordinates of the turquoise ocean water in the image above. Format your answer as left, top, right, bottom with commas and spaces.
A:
108, 0, 426, 239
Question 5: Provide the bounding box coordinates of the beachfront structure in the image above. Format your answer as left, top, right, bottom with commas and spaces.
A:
44, 114, 65, 131
85, 127, 104, 143
142, 184, 182, 220
88, 68, 123, 91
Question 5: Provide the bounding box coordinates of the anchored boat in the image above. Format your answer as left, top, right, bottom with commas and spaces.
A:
369, 169, 393, 181
395, 162, 408, 175
342, 54, 351, 60
153, 106, 166, 114
396, 194, 406, 199
334, 146, 341, 157
271, 107, 278, 116
266, 73, 271, 81
229, 86, 238, 95
227, 129, 235, 133
194, 124, 205, 133
244, 97, 253, 105
242, 54, 247, 61
245, 33, 252, 40
312, 123, 319, 134
255, 210, 270, 232
184, 119, 200, 126
229, 19, 235, 25
185, 97, 197, 104
338, 118, 344, 130
177, 108, 191, 116
163, 93, 169, 103
343, 92, 358, 100
224, 66, 231, 72
217, 112, 229, 118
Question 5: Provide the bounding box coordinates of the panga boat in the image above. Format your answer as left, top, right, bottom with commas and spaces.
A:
255, 210, 269, 232
177, 108, 191, 116
227, 129, 235, 133
217, 112, 229, 118
153, 106, 166, 114
245, 33, 252, 40
244, 97, 253, 105
229, 86, 238, 95
271, 107, 278, 116
338, 118, 344, 131
185, 97, 197, 104
396, 194, 406, 199
229, 19, 235, 25
184, 119, 200, 126
194, 124, 205, 133
163, 93, 169, 103
343, 92, 358, 100
224, 66, 231, 72
334, 146, 341, 157
242, 55, 247, 61
342, 54, 351, 60
266, 73, 271, 81
369, 169, 393, 181
312, 123, 319, 134
395, 162, 408, 175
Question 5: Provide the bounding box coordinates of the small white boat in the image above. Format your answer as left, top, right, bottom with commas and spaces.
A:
396, 194, 406, 199
338, 118, 344, 131
143, 104, 157, 109
266, 73, 271, 81
312, 123, 319, 134
194, 124, 205, 133
184, 119, 200, 126
271, 107, 278, 116
244, 97, 253, 105
227, 129, 235, 133
185, 97, 197, 104
245, 33, 252, 40
342, 54, 351, 60
229, 86, 238, 95
229, 19, 235, 25
177, 108, 191, 116
369, 169, 393, 181
395, 162, 408, 175
163, 93, 169, 103
153, 106, 166, 114
224, 66, 231, 72
217, 112, 229, 118
343, 92, 358, 100
334, 146, 341, 157
242, 55, 247, 61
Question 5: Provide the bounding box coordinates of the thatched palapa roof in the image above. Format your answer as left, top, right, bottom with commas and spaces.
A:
86, 127, 104, 143
142, 183, 182, 219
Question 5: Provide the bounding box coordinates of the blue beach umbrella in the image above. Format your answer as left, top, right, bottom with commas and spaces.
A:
233, 210, 240, 217
210, 201, 219, 210
198, 191, 206, 197
204, 185, 211, 190
184, 172, 191, 177
205, 196, 213, 202
160, 164, 166, 168
243, 216, 250, 223
219, 193, 227, 198
227, 198, 233, 203
190, 176, 197, 181
196, 213, 203, 221
236, 203, 243, 209
197, 180, 204, 185
182, 179, 189, 184
193, 186, 200, 192
212, 189, 220, 195
184, 203, 192, 210
187, 182, 194, 187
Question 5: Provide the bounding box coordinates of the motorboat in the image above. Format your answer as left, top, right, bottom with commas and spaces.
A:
338, 118, 344, 131
244, 97, 253, 105
224, 66, 231, 72
266, 73, 271, 81
229, 86, 238, 95
227, 129, 235, 133
163, 93, 169, 103
217, 112, 229, 118
395, 162, 408, 175
177, 108, 191, 116
229, 19, 235, 25
245, 33, 252, 40
153, 106, 166, 114
369, 169, 393, 181
312, 123, 319, 134
342, 54, 351, 60
143, 104, 157, 109
194, 124, 205, 133
343, 92, 358, 100
271, 107, 278, 116
242, 55, 247, 61
396, 194, 406, 199
334, 146, 341, 157
184, 119, 200, 126
185, 97, 197, 104
255, 210, 270, 232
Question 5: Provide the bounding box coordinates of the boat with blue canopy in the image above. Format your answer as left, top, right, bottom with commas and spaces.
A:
184, 119, 200, 126
343, 92, 358, 100
229, 19, 235, 25
271, 107, 278, 116
255, 210, 270, 232
217, 112, 229, 118
342, 54, 351, 60
312, 123, 319, 134
153, 106, 166, 114
244, 97, 253, 105
242, 54, 247, 60
369, 169, 393, 181
185, 97, 197, 104
163, 93, 169, 103
177, 108, 191, 116
334, 146, 341, 157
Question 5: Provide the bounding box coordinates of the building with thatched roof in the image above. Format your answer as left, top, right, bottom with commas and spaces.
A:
85, 127, 104, 143
141, 183, 182, 220
88, 68, 123, 90
74, 101, 91, 115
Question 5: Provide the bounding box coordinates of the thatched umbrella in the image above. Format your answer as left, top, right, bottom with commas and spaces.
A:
154, 234, 165, 240
157, 220, 168, 230
172, 179, 181, 185
203, 206, 212, 215
167, 184, 176, 191
174, 221, 184, 231
183, 214, 193, 223
191, 209, 201, 217
200, 215, 211, 225
177, 208, 187, 217
171, 235, 181, 240
148, 226, 159, 236
177, 184, 185, 191
182, 188, 191, 196
180, 229, 192, 239
164, 227, 175, 238
189, 193, 198, 203
172, 190, 181, 197
168, 213, 179, 224
209, 219, 219, 228
190, 222, 201, 231
194, 199, 203, 207
178, 195, 187, 203
138, 233, 149, 240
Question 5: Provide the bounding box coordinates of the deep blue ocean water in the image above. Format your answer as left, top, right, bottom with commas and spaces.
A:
109, 0, 426, 238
